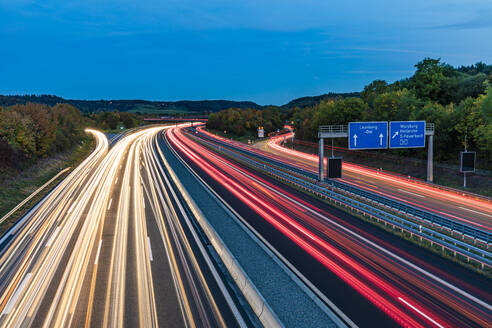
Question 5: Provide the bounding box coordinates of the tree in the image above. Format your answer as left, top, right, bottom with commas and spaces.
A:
120, 112, 138, 128
453, 73, 488, 104
474, 88, 492, 152
0, 109, 36, 159
206, 106, 283, 137
0, 103, 89, 172
361, 80, 388, 107
105, 111, 120, 130
411, 58, 446, 103
413, 102, 456, 161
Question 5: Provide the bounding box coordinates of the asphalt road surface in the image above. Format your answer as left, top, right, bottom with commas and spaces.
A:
0, 127, 244, 328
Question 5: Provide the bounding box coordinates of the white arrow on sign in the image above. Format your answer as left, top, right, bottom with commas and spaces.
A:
353, 134, 358, 147
392, 131, 399, 139
379, 133, 384, 146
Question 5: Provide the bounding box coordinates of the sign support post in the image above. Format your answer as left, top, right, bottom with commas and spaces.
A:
318, 138, 324, 181
425, 123, 435, 183
464, 142, 467, 188
427, 134, 433, 183
460, 151, 476, 188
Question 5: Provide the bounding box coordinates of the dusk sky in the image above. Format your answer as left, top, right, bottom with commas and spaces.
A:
1, 0, 492, 105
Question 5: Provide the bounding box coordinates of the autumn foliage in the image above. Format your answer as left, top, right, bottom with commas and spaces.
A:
0, 103, 87, 170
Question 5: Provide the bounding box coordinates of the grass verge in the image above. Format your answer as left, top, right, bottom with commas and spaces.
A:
0, 136, 96, 235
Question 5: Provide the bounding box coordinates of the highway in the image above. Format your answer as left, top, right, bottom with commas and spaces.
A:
197, 128, 492, 231
0, 124, 490, 328
0, 127, 244, 328
165, 126, 492, 328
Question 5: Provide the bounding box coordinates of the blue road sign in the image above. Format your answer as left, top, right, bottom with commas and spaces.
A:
389, 121, 426, 148
348, 122, 388, 150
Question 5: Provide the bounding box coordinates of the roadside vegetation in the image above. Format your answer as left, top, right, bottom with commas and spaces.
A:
0, 103, 96, 232
0, 138, 95, 234
206, 107, 284, 137
88, 111, 142, 132
0, 103, 89, 172
0, 103, 146, 232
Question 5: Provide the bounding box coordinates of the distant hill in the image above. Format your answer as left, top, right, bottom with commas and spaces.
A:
0, 95, 262, 114
281, 92, 361, 109
0, 92, 361, 114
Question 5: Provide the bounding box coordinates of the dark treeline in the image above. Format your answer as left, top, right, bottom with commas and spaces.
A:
0, 95, 261, 114
290, 59, 492, 163
0, 103, 87, 171
207, 107, 284, 136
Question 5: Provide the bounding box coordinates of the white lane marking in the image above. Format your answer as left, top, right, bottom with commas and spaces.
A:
115, 177, 118, 185
397, 188, 425, 198
107, 198, 113, 211
398, 297, 444, 328
3, 273, 33, 315
458, 206, 492, 218
45, 227, 60, 247
94, 239, 102, 265
147, 236, 153, 262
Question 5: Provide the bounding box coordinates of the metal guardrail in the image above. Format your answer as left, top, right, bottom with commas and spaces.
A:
192, 128, 492, 245
186, 129, 492, 268
318, 125, 348, 138
330, 180, 491, 244
319, 125, 348, 133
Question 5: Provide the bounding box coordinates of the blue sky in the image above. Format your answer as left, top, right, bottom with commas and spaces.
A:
1, 1, 491, 105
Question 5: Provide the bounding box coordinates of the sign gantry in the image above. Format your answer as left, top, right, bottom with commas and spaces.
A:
317, 122, 435, 182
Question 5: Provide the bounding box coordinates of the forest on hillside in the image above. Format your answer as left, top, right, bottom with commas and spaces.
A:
0, 96, 262, 114
290, 59, 491, 163
207, 59, 492, 165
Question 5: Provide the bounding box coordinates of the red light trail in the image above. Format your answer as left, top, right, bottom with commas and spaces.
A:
166, 127, 492, 328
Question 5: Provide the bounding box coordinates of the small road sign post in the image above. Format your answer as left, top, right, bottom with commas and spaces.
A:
460, 151, 476, 188
258, 127, 264, 138
327, 157, 342, 179
348, 122, 388, 150
318, 138, 324, 180
318, 125, 348, 181
389, 121, 426, 148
